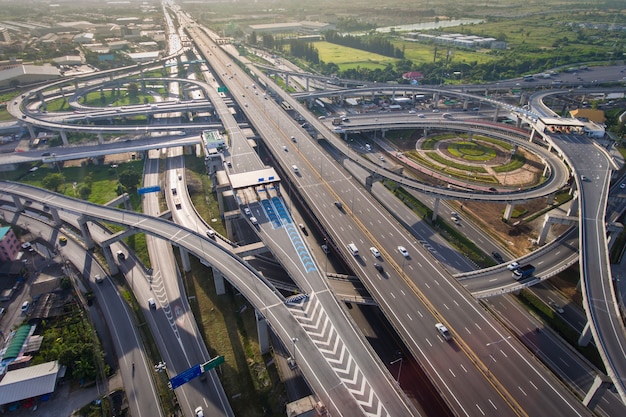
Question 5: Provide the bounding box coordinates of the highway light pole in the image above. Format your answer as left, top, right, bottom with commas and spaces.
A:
292, 337, 299, 363
390, 354, 403, 383
486, 336, 511, 374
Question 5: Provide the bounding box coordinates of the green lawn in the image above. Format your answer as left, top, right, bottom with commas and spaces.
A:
313, 41, 397, 70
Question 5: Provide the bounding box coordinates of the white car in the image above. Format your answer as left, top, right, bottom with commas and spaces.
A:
195, 407, 204, 417
507, 261, 520, 271
397, 246, 409, 258
549, 301, 564, 314
435, 323, 452, 341
243, 207, 251, 216
370, 247, 381, 258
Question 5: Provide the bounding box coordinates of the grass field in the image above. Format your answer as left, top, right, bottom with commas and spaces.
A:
312, 41, 397, 70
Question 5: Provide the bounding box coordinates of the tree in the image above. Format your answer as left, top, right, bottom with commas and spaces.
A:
42, 173, 65, 192
127, 82, 139, 99
118, 170, 141, 191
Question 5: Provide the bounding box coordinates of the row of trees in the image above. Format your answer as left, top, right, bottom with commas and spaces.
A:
288, 40, 319, 64
323, 30, 404, 59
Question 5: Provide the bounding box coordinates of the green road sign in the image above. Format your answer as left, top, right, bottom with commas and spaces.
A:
201, 355, 225, 372
217, 86, 228, 93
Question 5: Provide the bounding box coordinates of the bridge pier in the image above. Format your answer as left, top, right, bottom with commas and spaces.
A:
60, 130, 69, 145
103, 245, 120, 275
567, 194, 579, 217
492, 106, 500, 122
256, 309, 270, 354
180, 247, 191, 272
432, 197, 440, 221
49, 207, 62, 227
503, 203, 515, 221
77, 216, 95, 249
583, 374, 612, 409
432, 92, 440, 108
97, 132, 104, 145
578, 321, 593, 346
26, 125, 36, 140
11, 196, 24, 212
285, 74, 289, 89
546, 191, 556, 205
537, 213, 578, 245
213, 267, 226, 295
305, 77, 309, 91
543, 163, 550, 177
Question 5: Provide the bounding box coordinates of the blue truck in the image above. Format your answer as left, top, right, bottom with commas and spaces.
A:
513, 264, 535, 280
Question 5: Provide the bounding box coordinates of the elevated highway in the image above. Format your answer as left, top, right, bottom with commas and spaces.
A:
0, 181, 415, 417
526, 90, 626, 404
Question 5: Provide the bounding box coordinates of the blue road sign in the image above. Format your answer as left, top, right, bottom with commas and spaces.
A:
138, 185, 161, 195
169, 364, 202, 390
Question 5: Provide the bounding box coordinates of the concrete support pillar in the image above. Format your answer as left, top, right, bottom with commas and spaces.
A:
542, 163, 550, 178
103, 246, 120, 275
74, 80, 78, 90
537, 214, 552, 246
97, 132, 104, 145
578, 321, 593, 346
256, 309, 270, 354
285, 74, 289, 88
213, 267, 226, 295
77, 216, 95, 249
546, 192, 556, 205
27, 125, 36, 139
433, 92, 440, 108
431, 198, 440, 221
503, 203, 515, 221
492, 106, 500, 122
11, 196, 24, 212
305, 77, 309, 92
60, 130, 69, 145
567, 195, 579, 217
516, 117, 522, 128
529, 129, 536, 143
50, 207, 62, 227
468, 132, 474, 141
180, 247, 191, 272
462, 98, 469, 111
381, 129, 387, 138
582, 374, 611, 408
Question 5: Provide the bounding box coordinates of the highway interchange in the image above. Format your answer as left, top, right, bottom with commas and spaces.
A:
1, 1, 626, 416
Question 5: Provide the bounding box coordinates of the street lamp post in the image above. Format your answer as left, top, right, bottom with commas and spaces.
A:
292, 337, 299, 363
485, 336, 511, 374
390, 355, 403, 383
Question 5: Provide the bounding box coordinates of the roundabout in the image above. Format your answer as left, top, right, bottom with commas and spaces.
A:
401, 132, 545, 190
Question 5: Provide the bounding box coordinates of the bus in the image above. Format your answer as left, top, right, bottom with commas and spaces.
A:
281, 101, 293, 111
523, 75, 535, 81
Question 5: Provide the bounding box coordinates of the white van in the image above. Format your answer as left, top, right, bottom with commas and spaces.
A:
347, 243, 359, 256
292, 165, 299, 173
21, 301, 30, 314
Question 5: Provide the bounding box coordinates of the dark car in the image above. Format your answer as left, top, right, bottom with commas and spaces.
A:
492, 251, 504, 263
41, 152, 51, 157
374, 263, 384, 273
